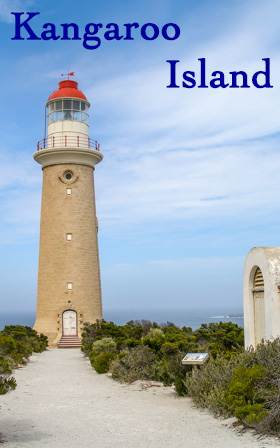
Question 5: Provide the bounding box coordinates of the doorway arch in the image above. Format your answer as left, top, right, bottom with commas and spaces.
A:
62, 310, 77, 336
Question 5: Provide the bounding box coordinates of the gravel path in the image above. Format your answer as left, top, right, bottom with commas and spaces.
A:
0, 349, 278, 448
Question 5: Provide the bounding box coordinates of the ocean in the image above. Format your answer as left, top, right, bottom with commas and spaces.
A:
0, 308, 244, 331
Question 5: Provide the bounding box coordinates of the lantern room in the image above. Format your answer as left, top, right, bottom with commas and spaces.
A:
47, 99, 89, 125
46, 79, 91, 144
35, 76, 101, 164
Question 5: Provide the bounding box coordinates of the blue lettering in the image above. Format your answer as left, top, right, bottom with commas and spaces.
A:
166, 60, 180, 88
11, 12, 41, 40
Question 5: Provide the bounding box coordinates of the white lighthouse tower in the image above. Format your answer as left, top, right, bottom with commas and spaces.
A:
33, 74, 103, 348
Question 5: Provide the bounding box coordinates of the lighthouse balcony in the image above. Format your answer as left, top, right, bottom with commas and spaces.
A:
37, 135, 100, 152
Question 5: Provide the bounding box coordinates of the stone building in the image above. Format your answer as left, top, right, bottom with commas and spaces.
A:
33, 76, 103, 348
243, 247, 280, 349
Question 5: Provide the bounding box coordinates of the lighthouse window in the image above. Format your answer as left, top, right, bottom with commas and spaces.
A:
56, 111, 62, 121
73, 111, 80, 121
47, 100, 88, 124
64, 110, 73, 121
55, 100, 62, 110
64, 171, 73, 180
63, 100, 72, 109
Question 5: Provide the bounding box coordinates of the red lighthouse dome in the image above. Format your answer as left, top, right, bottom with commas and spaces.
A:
48, 80, 88, 101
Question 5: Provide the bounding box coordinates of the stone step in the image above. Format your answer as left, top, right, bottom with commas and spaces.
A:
59, 337, 81, 340
58, 336, 81, 340
57, 346, 82, 348
57, 344, 82, 348
57, 335, 82, 348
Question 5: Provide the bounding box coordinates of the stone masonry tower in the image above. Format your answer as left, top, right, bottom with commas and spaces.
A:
33, 76, 103, 348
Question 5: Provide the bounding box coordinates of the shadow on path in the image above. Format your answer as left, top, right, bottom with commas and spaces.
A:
0, 418, 49, 445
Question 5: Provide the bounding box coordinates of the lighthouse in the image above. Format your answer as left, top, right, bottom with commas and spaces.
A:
33, 75, 103, 348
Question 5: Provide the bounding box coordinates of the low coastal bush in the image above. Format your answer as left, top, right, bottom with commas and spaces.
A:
0, 325, 48, 394
82, 319, 280, 436
91, 353, 117, 374
82, 320, 244, 391
224, 364, 267, 424
184, 352, 251, 415
91, 337, 117, 355
0, 357, 16, 395
111, 345, 157, 383
251, 339, 280, 434
185, 338, 280, 435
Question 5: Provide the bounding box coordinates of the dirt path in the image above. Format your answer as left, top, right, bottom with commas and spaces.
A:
0, 349, 278, 448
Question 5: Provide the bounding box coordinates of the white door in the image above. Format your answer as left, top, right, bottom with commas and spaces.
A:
63, 310, 77, 335
254, 292, 265, 346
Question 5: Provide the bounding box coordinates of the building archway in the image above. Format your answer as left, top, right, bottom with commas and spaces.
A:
62, 310, 77, 336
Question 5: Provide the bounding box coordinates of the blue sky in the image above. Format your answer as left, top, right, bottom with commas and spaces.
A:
1, 0, 280, 315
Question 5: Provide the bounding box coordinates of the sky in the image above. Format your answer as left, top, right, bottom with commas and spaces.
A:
0, 0, 280, 315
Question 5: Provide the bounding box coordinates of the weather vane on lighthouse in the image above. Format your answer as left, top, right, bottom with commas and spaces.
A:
61, 69, 75, 80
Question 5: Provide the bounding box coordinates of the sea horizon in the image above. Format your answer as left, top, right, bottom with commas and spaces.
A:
0, 308, 244, 332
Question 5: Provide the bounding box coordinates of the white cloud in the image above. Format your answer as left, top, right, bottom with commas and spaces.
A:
95, 138, 280, 236
0, 0, 34, 23
0, 149, 41, 243
74, 0, 279, 152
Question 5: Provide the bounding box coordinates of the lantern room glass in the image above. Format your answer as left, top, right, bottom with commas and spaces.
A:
47, 100, 89, 125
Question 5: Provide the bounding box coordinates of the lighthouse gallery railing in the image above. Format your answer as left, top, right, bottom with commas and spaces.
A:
37, 136, 100, 151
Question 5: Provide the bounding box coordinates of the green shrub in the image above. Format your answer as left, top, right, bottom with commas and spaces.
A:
174, 375, 187, 396
82, 320, 144, 355
185, 353, 250, 415
249, 339, 280, 434
125, 338, 141, 348
91, 353, 116, 374
91, 337, 117, 355
161, 342, 179, 356
142, 328, 165, 352
0, 357, 16, 395
111, 345, 157, 383
146, 328, 165, 339
82, 319, 245, 391
0, 325, 48, 395
194, 322, 244, 358
224, 365, 267, 424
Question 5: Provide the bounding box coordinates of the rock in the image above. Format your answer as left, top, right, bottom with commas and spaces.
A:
128, 380, 165, 391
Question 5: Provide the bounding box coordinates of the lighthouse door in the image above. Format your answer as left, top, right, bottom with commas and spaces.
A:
63, 310, 77, 335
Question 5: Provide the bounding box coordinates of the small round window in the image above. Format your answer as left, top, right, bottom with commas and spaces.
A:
64, 172, 73, 181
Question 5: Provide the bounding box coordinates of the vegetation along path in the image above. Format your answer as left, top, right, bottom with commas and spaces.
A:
0, 349, 278, 448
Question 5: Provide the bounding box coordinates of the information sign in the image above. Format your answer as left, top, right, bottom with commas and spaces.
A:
182, 353, 209, 365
